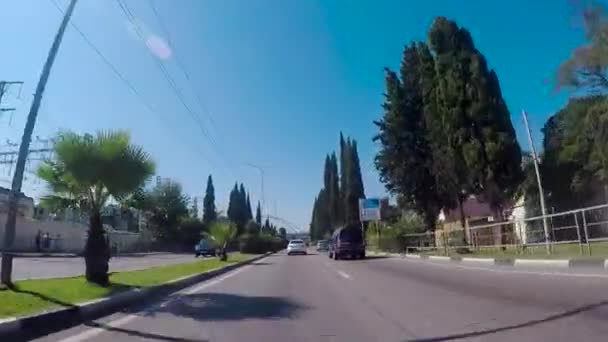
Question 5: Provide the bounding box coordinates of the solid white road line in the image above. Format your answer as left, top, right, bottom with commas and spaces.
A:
59, 260, 259, 342
400, 258, 608, 279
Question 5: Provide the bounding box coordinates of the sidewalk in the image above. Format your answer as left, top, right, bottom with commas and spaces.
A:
1, 251, 177, 258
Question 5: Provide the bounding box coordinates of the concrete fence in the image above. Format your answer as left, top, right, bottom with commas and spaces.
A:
0, 213, 152, 254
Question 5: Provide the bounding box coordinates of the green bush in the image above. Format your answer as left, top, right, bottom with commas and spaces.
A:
238, 233, 286, 254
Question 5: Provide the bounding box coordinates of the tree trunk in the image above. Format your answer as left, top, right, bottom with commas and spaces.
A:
85, 210, 110, 286
458, 195, 468, 246
219, 242, 228, 261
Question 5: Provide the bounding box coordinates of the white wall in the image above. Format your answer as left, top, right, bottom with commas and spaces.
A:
0, 213, 152, 254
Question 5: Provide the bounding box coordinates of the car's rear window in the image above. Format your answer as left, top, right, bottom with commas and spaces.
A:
290, 240, 304, 245
339, 228, 363, 243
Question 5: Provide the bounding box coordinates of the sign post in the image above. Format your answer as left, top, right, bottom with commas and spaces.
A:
359, 198, 382, 249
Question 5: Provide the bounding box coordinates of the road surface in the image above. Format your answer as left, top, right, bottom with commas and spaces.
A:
34, 252, 608, 341
11, 253, 197, 280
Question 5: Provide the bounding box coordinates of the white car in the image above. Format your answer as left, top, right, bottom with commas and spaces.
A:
287, 239, 307, 255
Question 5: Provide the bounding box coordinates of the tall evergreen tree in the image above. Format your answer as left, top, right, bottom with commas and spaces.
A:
255, 201, 262, 226
227, 183, 239, 225
309, 196, 319, 240
263, 217, 271, 234
375, 43, 442, 230
246, 192, 253, 220
239, 184, 247, 214
202, 175, 216, 225
339, 132, 349, 222
343, 139, 365, 223
329, 153, 341, 227
428, 17, 522, 229
190, 197, 199, 219
323, 153, 341, 228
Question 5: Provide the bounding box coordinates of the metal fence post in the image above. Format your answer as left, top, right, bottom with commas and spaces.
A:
574, 212, 583, 256
582, 210, 591, 256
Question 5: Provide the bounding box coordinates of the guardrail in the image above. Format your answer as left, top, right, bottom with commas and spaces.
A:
400, 203, 608, 256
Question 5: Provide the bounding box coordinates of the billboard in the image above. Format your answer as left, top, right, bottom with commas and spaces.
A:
359, 198, 381, 222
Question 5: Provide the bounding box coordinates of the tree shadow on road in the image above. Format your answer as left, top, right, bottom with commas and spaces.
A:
135, 292, 308, 321
406, 300, 608, 341
248, 262, 273, 266
84, 321, 209, 342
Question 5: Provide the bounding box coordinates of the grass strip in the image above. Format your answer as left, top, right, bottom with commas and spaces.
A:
0, 253, 256, 319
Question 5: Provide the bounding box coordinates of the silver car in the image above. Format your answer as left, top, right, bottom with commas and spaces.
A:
287, 239, 307, 255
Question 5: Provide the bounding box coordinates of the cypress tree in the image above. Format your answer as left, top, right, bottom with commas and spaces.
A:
329, 153, 341, 228
374, 43, 442, 230
227, 183, 239, 224
427, 17, 522, 238
343, 139, 365, 224
202, 175, 216, 225
339, 132, 349, 224
255, 201, 262, 226
246, 192, 253, 220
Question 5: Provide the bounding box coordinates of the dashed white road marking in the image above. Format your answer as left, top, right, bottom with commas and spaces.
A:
337, 270, 351, 279
59, 260, 259, 342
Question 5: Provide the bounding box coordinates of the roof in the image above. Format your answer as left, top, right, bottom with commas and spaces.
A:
441, 195, 494, 223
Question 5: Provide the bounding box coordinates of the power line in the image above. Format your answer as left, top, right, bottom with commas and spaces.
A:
145, 0, 238, 174
47, 0, 210, 162
147, 0, 221, 141
115, 0, 232, 174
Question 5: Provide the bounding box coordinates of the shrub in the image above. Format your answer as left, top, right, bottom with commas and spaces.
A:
239, 233, 287, 253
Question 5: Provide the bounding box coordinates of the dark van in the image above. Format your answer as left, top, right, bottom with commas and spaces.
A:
329, 224, 365, 260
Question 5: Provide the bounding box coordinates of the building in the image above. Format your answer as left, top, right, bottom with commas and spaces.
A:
0, 186, 35, 218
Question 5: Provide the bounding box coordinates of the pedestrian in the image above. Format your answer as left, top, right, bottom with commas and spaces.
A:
43, 232, 50, 250
35, 230, 42, 252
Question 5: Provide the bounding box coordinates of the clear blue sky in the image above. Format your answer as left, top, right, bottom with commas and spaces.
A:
0, 0, 589, 231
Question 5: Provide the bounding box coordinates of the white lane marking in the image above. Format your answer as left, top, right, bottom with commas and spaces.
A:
401, 258, 608, 279
337, 270, 351, 279
59, 260, 259, 342
59, 315, 137, 342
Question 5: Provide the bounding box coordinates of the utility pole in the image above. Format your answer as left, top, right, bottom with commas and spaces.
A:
1, 0, 78, 285
521, 109, 551, 255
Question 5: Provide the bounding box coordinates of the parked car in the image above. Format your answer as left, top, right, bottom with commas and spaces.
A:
316, 240, 329, 251
329, 224, 365, 260
195, 238, 216, 257
287, 239, 307, 255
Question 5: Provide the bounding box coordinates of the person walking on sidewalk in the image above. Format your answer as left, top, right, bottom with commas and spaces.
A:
35, 230, 42, 252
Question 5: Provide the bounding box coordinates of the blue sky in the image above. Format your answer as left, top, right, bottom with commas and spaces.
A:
0, 0, 590, 231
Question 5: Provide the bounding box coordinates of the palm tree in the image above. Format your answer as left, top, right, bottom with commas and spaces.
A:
204, 220, 237, 261
37, 131, 155, 285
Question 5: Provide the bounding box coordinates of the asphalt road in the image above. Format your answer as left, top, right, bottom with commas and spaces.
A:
33, 252, 608, 342
11, 253, 197, 280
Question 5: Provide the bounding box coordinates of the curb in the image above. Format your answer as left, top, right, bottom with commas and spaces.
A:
402, 253, 608, 269
0, 252, 271, 340
7, 252, 180, 258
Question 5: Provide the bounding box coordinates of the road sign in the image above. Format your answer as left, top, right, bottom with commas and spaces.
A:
359, 198, 381, 222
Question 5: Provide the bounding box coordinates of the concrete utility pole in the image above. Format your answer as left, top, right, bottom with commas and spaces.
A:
521, 109, 551, 255
1, 0, 78, 285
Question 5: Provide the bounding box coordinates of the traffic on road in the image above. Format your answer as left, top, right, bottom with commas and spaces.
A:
30, 249, 608, 342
